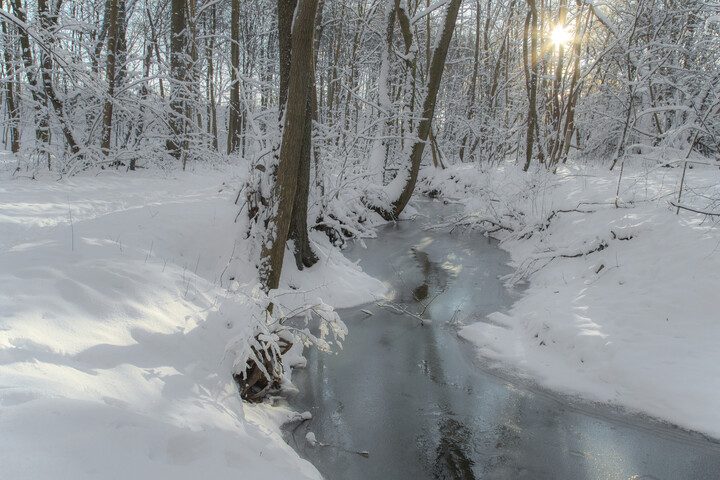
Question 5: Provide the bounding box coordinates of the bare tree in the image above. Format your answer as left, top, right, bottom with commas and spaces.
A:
375, 0, 463, 220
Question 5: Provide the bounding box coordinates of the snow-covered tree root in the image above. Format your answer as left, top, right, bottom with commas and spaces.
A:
231, 292, 347, 402
234, 330, 292, 402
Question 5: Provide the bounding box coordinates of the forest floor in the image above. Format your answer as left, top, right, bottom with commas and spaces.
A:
420, 156, 720, 440
0, 159, 384, 479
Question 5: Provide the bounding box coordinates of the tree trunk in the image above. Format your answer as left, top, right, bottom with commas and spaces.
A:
0, 0, 20, 153
206, 4, 218, 151
168, 0, 187, 159
378, 0, 462, 220
278, 0, 297, 116
459, 0, 482, 162
368, 0, 398, 183
280, 0, 319, 270
548, 0, 567, 165
259, 0, 319, 292
37, 0, 81, 160
287, 85, 318, 269
227, 0, 241, 154
523, 0, 538, 171
146, 9, 165, 98
101, 0, 119, 156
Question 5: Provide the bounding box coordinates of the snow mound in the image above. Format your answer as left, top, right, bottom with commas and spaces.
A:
0, 167, 381, 479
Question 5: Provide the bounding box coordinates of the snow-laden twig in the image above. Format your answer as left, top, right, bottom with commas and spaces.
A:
670, 202, 720, 217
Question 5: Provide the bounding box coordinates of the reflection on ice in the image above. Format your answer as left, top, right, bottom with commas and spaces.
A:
286, 201, 720, 480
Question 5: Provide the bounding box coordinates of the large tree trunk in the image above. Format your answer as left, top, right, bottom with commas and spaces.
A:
167, 0, 187, 160
278, 0, 296, 115
287, 85, 318, 269
278, 0, 318, 270
377, 0, 462, 220
259, 0, 319, 292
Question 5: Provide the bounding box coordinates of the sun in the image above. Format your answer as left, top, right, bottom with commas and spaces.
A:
550, 24, 572, 47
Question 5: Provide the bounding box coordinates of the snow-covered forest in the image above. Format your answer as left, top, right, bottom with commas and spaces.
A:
2, 0, 720, 478
3, 0, 719, 173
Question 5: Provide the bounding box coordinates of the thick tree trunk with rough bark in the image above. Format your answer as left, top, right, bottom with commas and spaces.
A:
278, 0, 296, 115
259, 0, 319, 292
287, 84, 318, 269
278, 0, 318, 270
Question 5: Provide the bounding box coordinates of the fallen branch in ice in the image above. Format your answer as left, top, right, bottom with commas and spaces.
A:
379, 301, 433, 326
305, 432, 370, 458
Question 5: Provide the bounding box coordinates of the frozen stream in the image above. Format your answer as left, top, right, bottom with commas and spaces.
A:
286, 201, 720, 479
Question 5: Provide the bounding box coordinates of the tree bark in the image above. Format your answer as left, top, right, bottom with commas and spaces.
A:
101, 0, 119, 156
259, 0, 319, 292
278, 0, 297, 116
206, 3, 218, 151
167, 0, 187, 159
459, 0, 482, 162
227, 0, 241, 154
287, 85, 318, 269
523, 0, 539, 171
0, 0, 20, 153
278, 0, 318, 270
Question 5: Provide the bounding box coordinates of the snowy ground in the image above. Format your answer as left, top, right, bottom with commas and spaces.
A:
3, 153, 720, 478
0, 161, 384, 479
420, 157, 720, 439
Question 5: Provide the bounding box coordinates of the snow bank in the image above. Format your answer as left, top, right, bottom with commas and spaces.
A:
0, 164, 383, 479
420, 159, 720, 439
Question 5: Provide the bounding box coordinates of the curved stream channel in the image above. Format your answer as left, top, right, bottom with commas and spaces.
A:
285, 201, 720, 479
